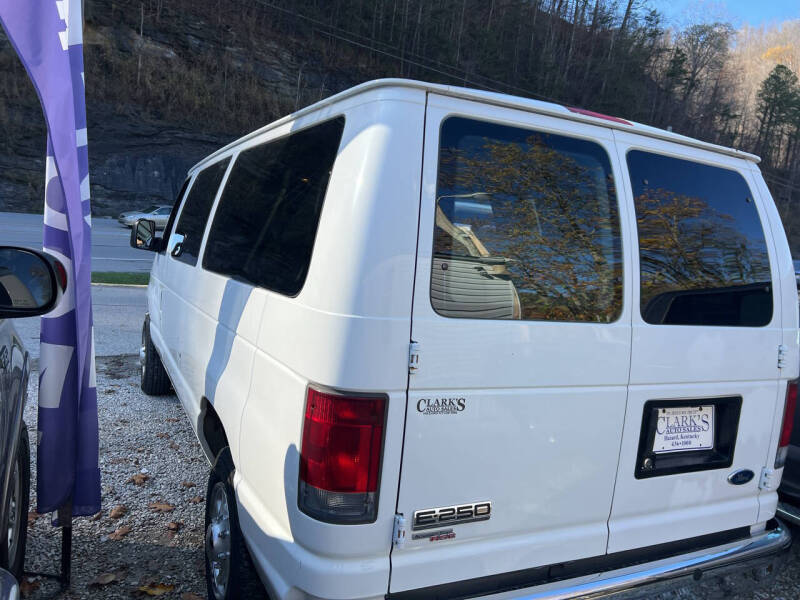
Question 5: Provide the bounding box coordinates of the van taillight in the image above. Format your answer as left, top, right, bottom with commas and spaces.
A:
298, 386, 386, 523
775, 380, 798, 469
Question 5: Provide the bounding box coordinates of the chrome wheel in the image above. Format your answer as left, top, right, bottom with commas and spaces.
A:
140, 330, 147, 379
6, 460, 20, 560
206, 482, 231, 599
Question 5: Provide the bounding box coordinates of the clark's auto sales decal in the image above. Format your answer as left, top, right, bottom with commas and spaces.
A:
416, 397, 466, 415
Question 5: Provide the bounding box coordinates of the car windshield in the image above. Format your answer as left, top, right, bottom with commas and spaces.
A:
141, 205, 160, 213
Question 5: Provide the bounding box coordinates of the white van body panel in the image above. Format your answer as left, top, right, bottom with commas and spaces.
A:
233, 89, 426, 599
606, 131, 785, 554
142, 80, 796, 600
390, 93, 635, 592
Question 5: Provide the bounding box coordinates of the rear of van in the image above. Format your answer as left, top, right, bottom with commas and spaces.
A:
385, 86, 796, 599
161, 81, 795, 600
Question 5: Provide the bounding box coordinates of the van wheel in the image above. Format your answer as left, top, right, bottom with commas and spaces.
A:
205, 448, 267, 600
2, 423, 29, 580
140, 320, 171, 396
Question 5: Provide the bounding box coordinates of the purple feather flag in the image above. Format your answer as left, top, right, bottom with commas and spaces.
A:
0, 0, 100, 516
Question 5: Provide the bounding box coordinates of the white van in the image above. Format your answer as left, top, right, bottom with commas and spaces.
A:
131, 79, 797, 600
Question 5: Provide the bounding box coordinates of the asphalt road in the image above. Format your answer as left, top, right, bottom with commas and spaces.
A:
0, 211, 154, 272
12, 284, 148, 359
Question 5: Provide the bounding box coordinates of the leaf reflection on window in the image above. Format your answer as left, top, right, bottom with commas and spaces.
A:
629, 150, 772, 327
433, 117, 623, 323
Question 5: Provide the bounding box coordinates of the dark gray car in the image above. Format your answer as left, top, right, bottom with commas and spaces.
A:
0, 246, 65, 598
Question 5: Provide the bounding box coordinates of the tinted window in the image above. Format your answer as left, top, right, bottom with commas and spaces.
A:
629, 151, 772, 326
172, 160, 229, 266
203, 117, 345, 296
432, 117, 623, 322
161, 179, 190, 253
155, 207, 171, 215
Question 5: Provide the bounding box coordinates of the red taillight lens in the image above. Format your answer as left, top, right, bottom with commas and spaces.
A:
775, 380, 798, 468
299, 386, 386, 523
53, 259, 68, 292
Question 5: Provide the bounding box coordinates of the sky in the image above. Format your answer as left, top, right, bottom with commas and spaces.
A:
653, 0, 800, 28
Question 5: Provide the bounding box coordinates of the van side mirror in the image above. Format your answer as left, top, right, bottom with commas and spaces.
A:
130, 219, 161, 252
0, 247, 65, 318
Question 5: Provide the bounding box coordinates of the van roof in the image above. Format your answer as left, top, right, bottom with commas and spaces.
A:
191, 78, 760, 172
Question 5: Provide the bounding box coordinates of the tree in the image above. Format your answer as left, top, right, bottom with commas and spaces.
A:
678, 23, 734, 106
756, 64, 799, 166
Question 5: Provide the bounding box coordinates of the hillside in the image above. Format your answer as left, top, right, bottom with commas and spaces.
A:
0, 1, 798, 251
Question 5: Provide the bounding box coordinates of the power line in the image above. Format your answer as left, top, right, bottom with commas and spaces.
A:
252, 0, 564, 104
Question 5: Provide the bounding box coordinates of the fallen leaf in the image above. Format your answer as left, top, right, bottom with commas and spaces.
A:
167, 521, 183, 531
89, 571, 123, 587
108, 525, 132, 540
169, 441, 180, 450
127, 472, 150, 486
90, 511, 103, 521
156, 432, 169, 439
148, 501, 175, 513
181, 593, 203, 600
165, 417, 179, 423
27, 511, 40, 526
137, 582, 175, 596
188, 496, 203, 504
181, 481, 196, 489
110, 505, 127, 519
19, 578, 40, 597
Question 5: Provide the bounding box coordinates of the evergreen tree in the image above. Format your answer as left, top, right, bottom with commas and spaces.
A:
756, 64, 799, 166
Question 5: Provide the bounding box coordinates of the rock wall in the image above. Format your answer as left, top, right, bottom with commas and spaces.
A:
0, 0, 352, 217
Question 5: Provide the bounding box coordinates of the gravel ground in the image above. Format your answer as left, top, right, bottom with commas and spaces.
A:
14, 352, 800, 599
21, 354, 209, 599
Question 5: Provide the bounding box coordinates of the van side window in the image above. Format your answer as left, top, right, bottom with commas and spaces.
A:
160, 180, 189, 253
628, 151, 772, 327
432, 116, 623, 322
172, 159, 230, 266
202, 117, 345, 296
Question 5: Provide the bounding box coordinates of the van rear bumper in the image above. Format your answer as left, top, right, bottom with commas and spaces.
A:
389, 520, 791, 600
489, 521, 790, 600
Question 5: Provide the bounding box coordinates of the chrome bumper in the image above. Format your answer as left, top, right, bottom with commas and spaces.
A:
490, 521, 791, 600
0, 568, 19, 600
777, 501, 800, 526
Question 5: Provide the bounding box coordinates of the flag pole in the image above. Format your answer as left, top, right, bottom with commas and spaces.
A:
58, 505, 72, 588
23, 504, 73, 588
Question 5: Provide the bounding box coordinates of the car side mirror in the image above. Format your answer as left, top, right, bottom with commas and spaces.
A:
130, 219, 161, 252
0, 246, 65, 318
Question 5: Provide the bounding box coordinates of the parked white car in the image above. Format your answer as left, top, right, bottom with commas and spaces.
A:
118, 205, 172, 229
131, 79, 798, 600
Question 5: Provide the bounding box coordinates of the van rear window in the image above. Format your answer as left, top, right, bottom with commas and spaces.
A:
202, 117, 345, 296
431, 116, 623, 322
628, 151, 772, 327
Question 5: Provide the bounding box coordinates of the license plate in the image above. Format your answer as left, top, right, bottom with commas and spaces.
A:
653, 406, 714, 454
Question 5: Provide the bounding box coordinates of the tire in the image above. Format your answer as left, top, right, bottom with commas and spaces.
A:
205, 448, 267, 600
2, 423, 30, 580
140, 320, 171, 396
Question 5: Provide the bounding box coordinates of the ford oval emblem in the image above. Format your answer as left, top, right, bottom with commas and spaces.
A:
727, 469, 755, 486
